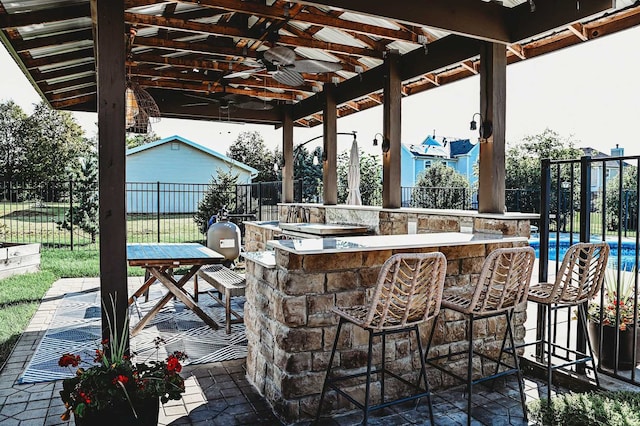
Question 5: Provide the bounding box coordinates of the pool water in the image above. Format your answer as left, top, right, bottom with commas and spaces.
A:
528, 237, 639, 271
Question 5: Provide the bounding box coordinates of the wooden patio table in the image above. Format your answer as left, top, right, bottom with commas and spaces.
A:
126, 243, 224, 335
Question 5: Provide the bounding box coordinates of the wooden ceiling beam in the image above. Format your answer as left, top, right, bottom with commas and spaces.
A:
568, 23, 589, 41
506, 44, 526, 60
288, 0, 510, 43
146, 88, 282, 125
276, 34, 382, 59
172, 0, 420, 43
32, 63, 95, 83
508, 0, 614, 43
24, 47, 94, 68
42, 75, 96, 93
13, 29, 93, 52
127, 14, 383, 60
51, 93, 96, 109
292, 34, 482, 121
460, 60, 478, 74
0, 4, 90, 29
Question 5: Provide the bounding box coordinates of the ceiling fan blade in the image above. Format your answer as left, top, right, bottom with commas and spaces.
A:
184, 93, 218, 103
292, 59, 342, 74
263, 46, 296, 65
272, 69, 305, 87
224, 68, 265, 79
236, 100, 274, 111
182, 102, 209, 107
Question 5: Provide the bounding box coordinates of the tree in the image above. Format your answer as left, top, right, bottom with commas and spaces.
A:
412, 162, 470, 209
505, 128, 583, 214
126, 131, 161, 149
336, 150, 382, 205
0, 101, 28, 182
20, 102, 92, 183
58, 151, 99, 243
227, 131, 276, 182
506, 128, 583, 190
605, 165, 637, 231
194, 168, 239, 233
292, 146, 323, 202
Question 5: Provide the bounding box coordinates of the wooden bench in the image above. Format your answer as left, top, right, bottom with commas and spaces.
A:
195, 264, 246, 334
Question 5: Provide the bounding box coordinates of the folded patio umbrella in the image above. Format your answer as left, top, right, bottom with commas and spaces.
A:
347, 138, 362, 205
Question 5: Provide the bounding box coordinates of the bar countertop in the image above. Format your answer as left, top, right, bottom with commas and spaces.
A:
266, 232, 528, 255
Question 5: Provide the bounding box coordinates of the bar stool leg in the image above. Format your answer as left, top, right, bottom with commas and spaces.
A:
381, 332, 386, 406
363, 328, 374, 425
505, 310, 528, 420
547, 304, 553, 403
415, 324, 435, 425
466, 314, 474, 426
315, 317, 344, 423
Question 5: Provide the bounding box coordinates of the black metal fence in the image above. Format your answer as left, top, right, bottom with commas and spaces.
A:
0, 179, 542, 250
539, 155, 640, 386
0, 180, 302, 250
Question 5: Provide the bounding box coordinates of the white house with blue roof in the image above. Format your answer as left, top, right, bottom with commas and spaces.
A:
401, 135, 479, 189
126, 135, 258, 213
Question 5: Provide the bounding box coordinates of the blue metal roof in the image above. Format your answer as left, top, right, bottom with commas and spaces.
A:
449, 139, 474, 157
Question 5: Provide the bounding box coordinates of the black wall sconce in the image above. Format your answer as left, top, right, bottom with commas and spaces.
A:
373, 133, 390, 153
469, 113, 493, 141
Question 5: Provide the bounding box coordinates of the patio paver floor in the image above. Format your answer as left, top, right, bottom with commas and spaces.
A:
0, 277, 567, 426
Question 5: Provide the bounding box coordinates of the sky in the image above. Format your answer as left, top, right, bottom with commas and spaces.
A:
2, 24, 640, 158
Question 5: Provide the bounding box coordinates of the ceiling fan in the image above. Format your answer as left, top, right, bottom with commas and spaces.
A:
182, 84, 274, 112
224, 45, 342, 87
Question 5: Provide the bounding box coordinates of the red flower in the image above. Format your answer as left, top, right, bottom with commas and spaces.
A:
112, 375, 129, 385
166, 356, 182, 373
93, 349, 104, 363
58, 353, 81, 367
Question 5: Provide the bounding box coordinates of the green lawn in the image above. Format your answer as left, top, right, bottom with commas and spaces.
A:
0, 249, 145, 369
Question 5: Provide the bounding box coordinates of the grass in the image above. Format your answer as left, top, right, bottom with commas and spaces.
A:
0, 249, 145, 369
528, 391, 640, 425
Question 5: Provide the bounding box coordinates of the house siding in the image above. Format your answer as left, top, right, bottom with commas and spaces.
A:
126, 136, 255, 213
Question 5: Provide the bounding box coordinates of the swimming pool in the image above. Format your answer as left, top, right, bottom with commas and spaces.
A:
528, 237, 639, 271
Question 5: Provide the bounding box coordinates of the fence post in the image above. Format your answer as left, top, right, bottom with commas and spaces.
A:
576, 155, 593, 369
257, 182, 262, 221
69, 179, 74, 251
157, 181, 161, 243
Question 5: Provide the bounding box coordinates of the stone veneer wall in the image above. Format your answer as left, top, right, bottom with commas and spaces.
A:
244, 240, 529, 423
276, 204, 531, 238
244, 222, 280, 252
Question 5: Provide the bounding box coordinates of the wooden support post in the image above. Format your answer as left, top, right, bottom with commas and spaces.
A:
323, 83, 337, 205
478, 42, 506, 214
282, 107, 294, 203
383, 50, 402, 209
95, 0, 128, 345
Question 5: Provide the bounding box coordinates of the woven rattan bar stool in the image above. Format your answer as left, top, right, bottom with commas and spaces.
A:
527, 242, 609, 402
425, 246, 535, 426
315, 252, 447, 425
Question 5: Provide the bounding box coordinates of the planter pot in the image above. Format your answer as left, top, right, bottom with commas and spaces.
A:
74, 398, 159, 426
588, 321, 640, 370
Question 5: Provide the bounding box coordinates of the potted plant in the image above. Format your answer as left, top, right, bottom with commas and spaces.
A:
58, 300, 187, 425
587, 268, 640, 370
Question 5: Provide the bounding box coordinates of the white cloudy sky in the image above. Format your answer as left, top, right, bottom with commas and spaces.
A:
2, 24, 640, 158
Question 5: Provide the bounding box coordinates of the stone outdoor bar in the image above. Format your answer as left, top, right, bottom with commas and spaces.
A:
242, 204, 536, 423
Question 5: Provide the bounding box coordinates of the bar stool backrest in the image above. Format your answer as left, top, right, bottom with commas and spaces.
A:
551, 242, 610, 304
364, 252, 447, 330
465, 246, 536, 314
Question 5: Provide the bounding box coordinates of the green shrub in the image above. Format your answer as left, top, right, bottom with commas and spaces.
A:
528, 391, 640, 425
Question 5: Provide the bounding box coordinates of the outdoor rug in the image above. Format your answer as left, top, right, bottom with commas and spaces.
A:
18, 284, 247, 384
